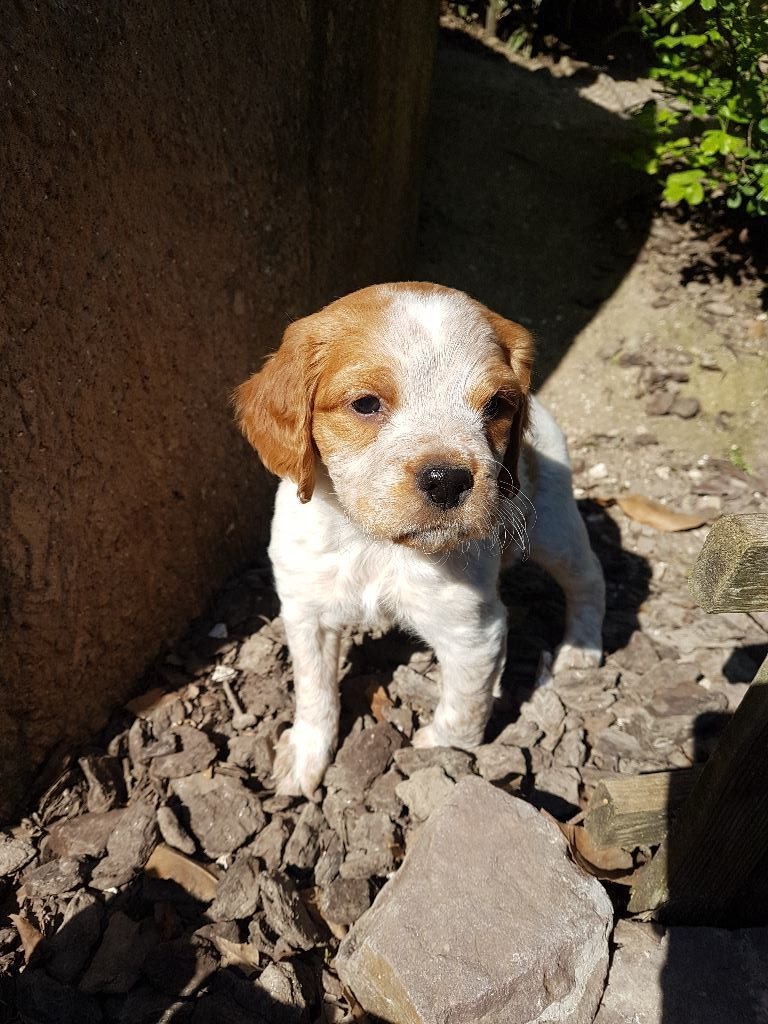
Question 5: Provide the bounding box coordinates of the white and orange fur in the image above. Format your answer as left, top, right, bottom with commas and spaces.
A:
234, 283, 604, 797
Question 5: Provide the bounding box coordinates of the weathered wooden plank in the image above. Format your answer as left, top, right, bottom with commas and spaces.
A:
689, 513, 768, 613
584, 769, 700, 850
628, 654, 768, 923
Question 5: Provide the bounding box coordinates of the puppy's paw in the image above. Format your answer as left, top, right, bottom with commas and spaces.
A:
551, 641, 603, 674
272, 723, 333, 800
412, 723, 440, 749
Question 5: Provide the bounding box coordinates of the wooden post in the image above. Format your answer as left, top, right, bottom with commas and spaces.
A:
629, 514, 768, 924
584, 769, 700, 850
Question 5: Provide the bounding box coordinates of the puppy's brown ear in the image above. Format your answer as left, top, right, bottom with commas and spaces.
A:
233, 320, 318, 503
488, 313, 535, 491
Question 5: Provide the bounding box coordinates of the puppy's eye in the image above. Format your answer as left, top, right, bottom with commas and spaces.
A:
483, 394, 501, 419
351, 395, 381, 415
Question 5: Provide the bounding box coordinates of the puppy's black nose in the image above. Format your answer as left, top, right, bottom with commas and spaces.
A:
416, 464, 474, 510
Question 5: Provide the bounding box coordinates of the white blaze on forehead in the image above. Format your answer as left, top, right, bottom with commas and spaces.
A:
381, 288, 500, 411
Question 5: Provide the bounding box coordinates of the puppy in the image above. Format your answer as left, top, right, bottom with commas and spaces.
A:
234, 283, 604, 797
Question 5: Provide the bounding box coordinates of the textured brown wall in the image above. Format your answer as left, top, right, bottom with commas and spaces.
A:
0, 1, 437, 818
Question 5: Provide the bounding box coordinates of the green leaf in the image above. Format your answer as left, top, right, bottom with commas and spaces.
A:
700, 0, 716, 9
726, 192, 742, 208
759, 118, 768, 135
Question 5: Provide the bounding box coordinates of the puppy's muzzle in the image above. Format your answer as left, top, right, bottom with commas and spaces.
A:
416, 464, 474, 510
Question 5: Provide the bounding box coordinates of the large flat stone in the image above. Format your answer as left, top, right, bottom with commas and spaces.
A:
336, 776, 613, 1024
595, 919, 768, 1024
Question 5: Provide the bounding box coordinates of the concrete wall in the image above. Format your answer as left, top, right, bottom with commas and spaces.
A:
0, 1, 437, 818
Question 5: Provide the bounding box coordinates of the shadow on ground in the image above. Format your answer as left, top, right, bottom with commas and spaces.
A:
411, 27, 655, 385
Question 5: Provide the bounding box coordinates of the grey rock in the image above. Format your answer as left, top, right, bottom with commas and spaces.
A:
235, 631, 279, 674
393, 745, 475, 780
250, 816, 290, 871
671, 395, 700, 419
209, 853, 261, 921
0, 833, 36, 876
21, 857, 84, 898
595, 919, 768, 1024
46, 808, 127, 860
395, 766, 456, 822
283, 802, 326, 871
555, 727, 588, 769
611, 631, 661, 675
531, 765, 582, 819
337, 777, 612, 1024
90, 801, 158, 889
315, 832, 344, 887
256, 961, 308, 1022
319, 877, 371, 926
171, 773, 265, 859
156, 804, 196, 855
520, 685, 566, 729
365, 767, 405, 817
382, 702, 414, 737
259, 870, 320, 951
389, 664, 438, 713
117, 986, 193, 1024
148, 725, 217, 779
324, 723, 403, 797
473, 742, 527, 783
493, 717, 543, 749
339, 811, 398, 879
78, 754, 125, 813
227, 732, 274, 781
646, 390, 675, 416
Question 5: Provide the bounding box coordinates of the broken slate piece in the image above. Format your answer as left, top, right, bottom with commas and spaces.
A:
46, 808, 127, 860
148, 725, 217, 779
20, 857, 84, 898
337, 777, 612, 1024
283, 802, 326, 871
324, 723, 403, 797
209, 853, 261, 921
250, 816, 290, 871
474, 742, 527, 783
319, 877, 371, 927
171, 773, 265, 859
395, 766, 455, 822
339, 812, 398, 879
392, 745, 474, 780
256, 961, 309, 1022
156, 804, 196, 855
0, 834, 36, 877
90, 800, 157, 890
259, 870, 320, 951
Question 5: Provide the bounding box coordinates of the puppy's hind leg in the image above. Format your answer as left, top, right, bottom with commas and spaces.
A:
527, 429, 605, 674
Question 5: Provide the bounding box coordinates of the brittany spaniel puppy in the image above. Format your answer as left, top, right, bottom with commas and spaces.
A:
234, 283, 604, 797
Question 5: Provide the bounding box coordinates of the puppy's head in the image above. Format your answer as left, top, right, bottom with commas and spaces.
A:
234, 283, 534, 553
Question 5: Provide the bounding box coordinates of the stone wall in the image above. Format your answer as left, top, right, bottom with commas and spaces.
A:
0, 1, 437, 817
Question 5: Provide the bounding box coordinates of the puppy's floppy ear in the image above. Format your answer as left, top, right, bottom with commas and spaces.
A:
488, 313, 535, 491
233, 319, 319, 503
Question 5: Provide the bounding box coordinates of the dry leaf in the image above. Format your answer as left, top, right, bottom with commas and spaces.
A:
555, 820, 636, 884
369, 685, 394, 723
10, 913, 44, 964
144, 843, 219, 902
615, 494, 707, 532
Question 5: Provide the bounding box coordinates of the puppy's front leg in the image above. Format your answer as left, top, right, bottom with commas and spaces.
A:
273, 614, 341, 798
411, 599, 507, 751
